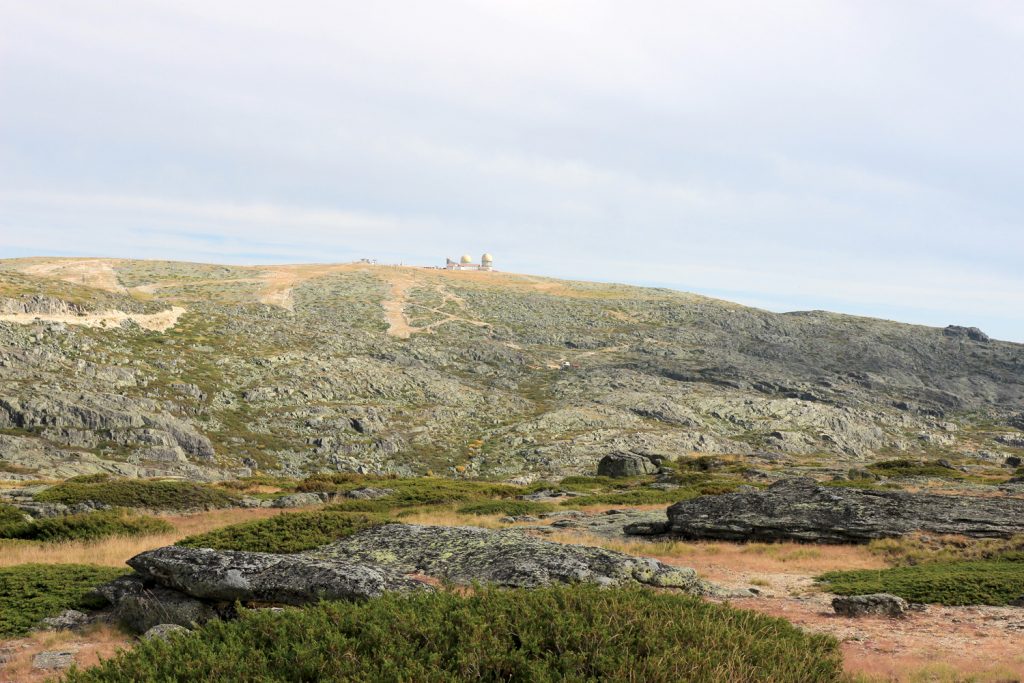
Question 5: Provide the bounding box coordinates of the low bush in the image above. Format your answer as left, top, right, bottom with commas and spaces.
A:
867, 459, 961, 479
295, 472, 367, 492
557, 475, 624, 490
0, 509, 173, 543
818, 559, 1024, 606
0, 502, 27, 525
868, 534, 1024, 567
65, 585, 843, 682
0, 564, 128, 637
322, 499, 394, 513
35, 479, 236, 510
176, 510, 386, 553
298, 475, 521, 507
65, 473, 113, 484
456, 500, 555, 516
563, 479, 742, 507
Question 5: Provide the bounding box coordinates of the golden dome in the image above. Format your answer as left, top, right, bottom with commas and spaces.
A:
460, 254, 473, 264
481, 253, 494, 264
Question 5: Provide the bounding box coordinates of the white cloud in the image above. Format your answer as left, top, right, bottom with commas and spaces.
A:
0, 1, 1022, 340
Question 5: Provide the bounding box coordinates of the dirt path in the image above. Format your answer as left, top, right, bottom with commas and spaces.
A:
0, 306, 186, 332
380, 272, 414, 339
21, 259, 126, 293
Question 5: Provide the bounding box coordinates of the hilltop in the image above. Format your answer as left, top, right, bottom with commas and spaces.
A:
1, 257, 1022, 481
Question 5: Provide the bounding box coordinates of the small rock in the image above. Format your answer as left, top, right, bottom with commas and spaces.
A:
32, 650, 76, 671
38, 609, 89, 631
142, 624, 191, 641
344, 487, 394, 500
538, 510, 585, 519
832, 594, 908, 618
271, 492, 325, 508
498, 515, 539, 523
623, 520, 669, 536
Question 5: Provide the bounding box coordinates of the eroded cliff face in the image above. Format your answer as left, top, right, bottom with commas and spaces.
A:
0, 257, 1022, 481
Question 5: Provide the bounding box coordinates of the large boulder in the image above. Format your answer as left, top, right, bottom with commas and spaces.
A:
832, 594, 908, 618
127, 546, 429, 605
667, 478, 1024, 543
94, 574, 218, 633
309, 524, 727, 595
597, 452, 657, 478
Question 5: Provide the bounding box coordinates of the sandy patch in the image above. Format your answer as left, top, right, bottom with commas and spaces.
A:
0, 306, 187, 332
20, 259, 126, 293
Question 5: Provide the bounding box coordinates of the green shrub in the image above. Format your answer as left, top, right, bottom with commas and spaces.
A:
296, 472, 366, 492
564, 480, 741, 507
818, 559, 1024, 606
0, 509, 173, 543
322, 499, 395, 513
65, 473, 113, 484
176, 511, 386, 553
557, 475, 621, 490
867, 459, 961, 479
456, 500, 555, 516
36, 480, 236, 510
867, 534, 1024, 567
65, 585, 842, 682
299, 475, 521, 507
0, 564, 128, 637
0, 503, 27, 525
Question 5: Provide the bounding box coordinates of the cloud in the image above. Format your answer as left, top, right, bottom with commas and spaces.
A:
0, 1, 1022, 341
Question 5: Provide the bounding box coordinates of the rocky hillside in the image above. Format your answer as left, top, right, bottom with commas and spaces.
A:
0, 257, 1022, 481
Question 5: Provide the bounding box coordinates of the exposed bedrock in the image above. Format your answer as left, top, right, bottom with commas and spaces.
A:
666, 478, 1024, 543
102, 523, 734, 632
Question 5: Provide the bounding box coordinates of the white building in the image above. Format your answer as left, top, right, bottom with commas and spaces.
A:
445, 253, 494, 271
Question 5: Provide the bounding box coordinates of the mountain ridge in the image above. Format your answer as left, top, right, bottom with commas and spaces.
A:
0, 257, 1021, 482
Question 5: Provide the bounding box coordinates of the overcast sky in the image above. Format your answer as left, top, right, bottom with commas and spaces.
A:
1, 1, 1022, 341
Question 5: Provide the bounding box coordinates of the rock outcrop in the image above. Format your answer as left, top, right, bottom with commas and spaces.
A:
310, 524, 723, 593
99, 523, 730, 633
127, 546, 428, 605
94, 574, 219, 633
597, 452, 657, 478
666, 478, 1024, 542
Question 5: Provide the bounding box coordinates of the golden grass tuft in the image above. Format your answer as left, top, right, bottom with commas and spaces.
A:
0, 507, 289, 568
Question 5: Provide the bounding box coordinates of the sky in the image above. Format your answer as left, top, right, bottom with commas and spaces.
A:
1, 1, 1022, 341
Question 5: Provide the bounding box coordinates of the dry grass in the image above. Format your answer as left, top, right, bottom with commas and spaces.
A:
542, 531, 886, 577
0, 624, 132, 683
394, 509, 508, 529
0, 507, 290, 568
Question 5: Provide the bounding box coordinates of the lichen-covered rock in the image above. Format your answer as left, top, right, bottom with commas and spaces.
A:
32, 650, 77, 670
141, 624, 192, 641
667, 478, 1024, 542
270, 492, 325, 508
309, 523, 727, 595
344, 487, 394, 500
37, 609, 89, 631
127, 546, 429, 605
95, 574, 218, 633
597, 452, 657, 478
832, 593, 908, 618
